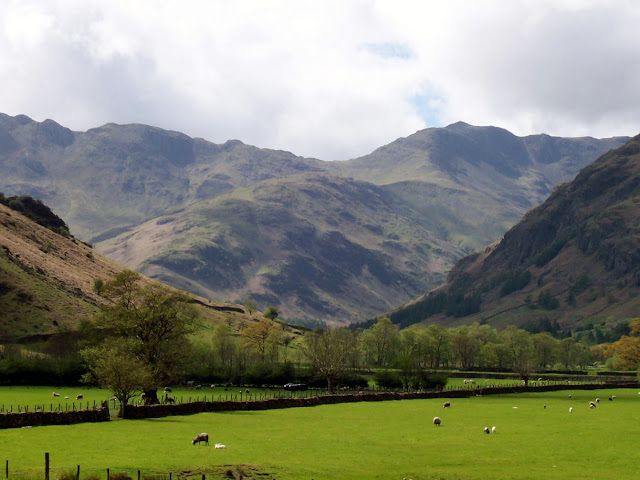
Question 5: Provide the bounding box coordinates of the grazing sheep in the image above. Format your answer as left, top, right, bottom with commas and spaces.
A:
569, 407, 574, 413
609, 395, 616, 401
589, 402, 596, 409
195, 385, 202, 390
163, 387, 172, 393
64, 396, 69, 400
52, 392, 60, 398
76, 394, 83, 400
443, 402, 451, 408
192, 433, 209, 445
483, 427, 491, 434
491, 426, 496, 433
245, 389, 250, 394
537, 378, 543, 382
568, 395, 572, 399
595, 398, 600, 403
432, 416, 442, 426
214, 443, 226, 449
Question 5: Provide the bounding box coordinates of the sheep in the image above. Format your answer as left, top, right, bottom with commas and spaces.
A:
432, 416, 442, 426
491, 426, 496, 433
608, 395, 616, 401
483, 427, 491, 434
543, 405, 547, 409
195, 384, 202, 390
64, 396, 69, 400
568, 395, 572, 399
52, 392, 60, 398
76, 394, 83, 400
214, 443, 226, 449
163, 387, 172, 393
595, 398, 600, 403
589, 401, 596, 409
569, 407, 574, 413
245, 389, 250, 395
443, 402, 451, 408
192, 433, 209, 445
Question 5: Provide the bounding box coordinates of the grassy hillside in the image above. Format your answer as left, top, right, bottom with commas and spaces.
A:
389, 135, 640, 334
0, 202, 279, 340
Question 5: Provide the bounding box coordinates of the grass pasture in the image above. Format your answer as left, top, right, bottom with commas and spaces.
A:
1, 388, 639, 479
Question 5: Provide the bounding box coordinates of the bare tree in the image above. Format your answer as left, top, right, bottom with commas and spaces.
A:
302, 327, 353, 392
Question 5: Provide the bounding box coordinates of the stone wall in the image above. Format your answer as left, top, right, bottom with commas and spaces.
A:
0, 405, 110, 429
122, 381, 639, 419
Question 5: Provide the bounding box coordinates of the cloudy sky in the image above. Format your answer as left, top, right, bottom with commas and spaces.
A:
1, 0, 638, 159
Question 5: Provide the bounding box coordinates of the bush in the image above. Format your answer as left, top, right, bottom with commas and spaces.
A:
336, 372, 368, 389
374, 370, 403, 389
538, 291, 559, 310
416, 372, 447, 390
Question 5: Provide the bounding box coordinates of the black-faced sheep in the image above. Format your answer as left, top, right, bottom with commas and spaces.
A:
483, 427, 491, 434
432, 416, 441, 426
589, 401, 596, 409
192, 433, 209, 445
76, 394, 83, 400
443, 402, 451, 408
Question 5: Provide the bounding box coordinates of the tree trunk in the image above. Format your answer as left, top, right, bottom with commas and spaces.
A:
144, 389, 160, 405
327, 376, 333, 393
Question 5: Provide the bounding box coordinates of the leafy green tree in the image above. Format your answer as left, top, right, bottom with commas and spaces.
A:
360, 317, 400, 367
264, 306, 279, 320
95, 270, 199, 403
82, 338, 153, 417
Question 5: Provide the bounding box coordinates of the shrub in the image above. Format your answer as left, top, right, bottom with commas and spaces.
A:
538, 291, 559, 310
500, 270, 532, 296
336, 372, 368, 389
374, 370, 403, 389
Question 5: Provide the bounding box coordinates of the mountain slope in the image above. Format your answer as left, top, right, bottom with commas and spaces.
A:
338, 122, 628, 250
389, 134, 640, 332
98, 174, 465, 322
0, 114, 324, 241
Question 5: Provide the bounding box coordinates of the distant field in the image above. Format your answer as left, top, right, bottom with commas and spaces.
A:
1, 388, 639, 479
0, 379, 601, 414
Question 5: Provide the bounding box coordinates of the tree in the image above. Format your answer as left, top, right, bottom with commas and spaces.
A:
502, 327, 535, 383
244, 300, 258, 316
241, 318, 283, 362
451, 326, 481, 369
82, 339, 153, 417
532, 332, 559, 369
422, 324, 451, 369
301, 328, 353, 392
95, 270, 199, 404
264, 306, 279, 320
360, 317, 400, 367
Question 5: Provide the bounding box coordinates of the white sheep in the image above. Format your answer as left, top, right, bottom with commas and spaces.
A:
52, 392, 60, 398
491, 426, 496, 433
569, 407, 573, 413
214, 443, 226, 449
595, 398, 600, 403
433, 416, 442, 426
589, 402, 596, 409
64, 396, 69, 400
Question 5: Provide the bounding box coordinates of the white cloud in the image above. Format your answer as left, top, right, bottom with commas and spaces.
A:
0, 0, 638, 159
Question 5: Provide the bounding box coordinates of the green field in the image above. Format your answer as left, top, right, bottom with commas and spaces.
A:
1, 388, 639, 479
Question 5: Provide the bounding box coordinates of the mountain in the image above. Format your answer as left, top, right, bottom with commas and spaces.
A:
0, 198, 270, 341
0, 113, 324, 241
337, 122, 628, 250
0, 113, 628, 322
388, 134, 640, 335
98, 174, 464, 321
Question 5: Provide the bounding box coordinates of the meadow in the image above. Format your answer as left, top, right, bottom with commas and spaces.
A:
1, 388, 638, 479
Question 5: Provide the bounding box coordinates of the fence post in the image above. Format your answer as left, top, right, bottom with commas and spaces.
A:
107, 468, 110, 480
45, 453, 50, 480
137, 470, 140, 480
5, 459, 8, 479
201, 474, 205, 480
76, 465, 80, 480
